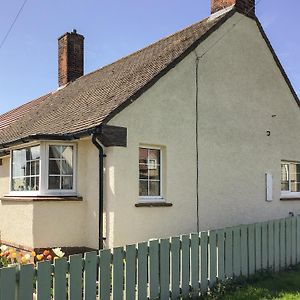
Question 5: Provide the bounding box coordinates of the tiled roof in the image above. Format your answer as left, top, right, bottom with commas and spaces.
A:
0, 94, 50, 131
0, 10, 232, 147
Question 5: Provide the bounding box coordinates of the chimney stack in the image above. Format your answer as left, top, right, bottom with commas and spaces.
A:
58, 29, 84, 87
211, 0, 255, 18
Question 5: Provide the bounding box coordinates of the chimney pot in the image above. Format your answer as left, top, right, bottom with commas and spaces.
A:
211, 0, 255, 18
58, 30, 84, 87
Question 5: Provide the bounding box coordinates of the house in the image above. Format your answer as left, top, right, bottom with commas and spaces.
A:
0, 0, 299, 254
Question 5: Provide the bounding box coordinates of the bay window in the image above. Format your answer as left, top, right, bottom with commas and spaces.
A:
10, 142, 76, 196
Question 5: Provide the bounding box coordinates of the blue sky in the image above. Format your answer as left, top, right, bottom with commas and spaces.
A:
0, 0, 299, 114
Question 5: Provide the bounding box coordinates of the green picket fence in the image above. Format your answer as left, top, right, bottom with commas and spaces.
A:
1, 216, 300, 299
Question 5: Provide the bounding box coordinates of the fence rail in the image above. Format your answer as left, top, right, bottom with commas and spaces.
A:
1, 216, 300, 299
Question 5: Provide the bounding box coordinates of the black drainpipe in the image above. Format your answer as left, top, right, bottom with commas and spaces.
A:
92, 134, 105, 249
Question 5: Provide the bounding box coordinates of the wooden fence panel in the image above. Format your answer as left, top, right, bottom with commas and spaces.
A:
286, 218, 292, 267
255, 223, 262, 272
99, 249, 112, 300
68, 254, 83, 300
36, 261, 52, 300
53, 258, 68, 300
291, 217, 297, 266
125, 244, 137, 300
297, 216, 300, 263
209, 231, 217, 288
171, 237, 180, 299
268, 221, 274, 270
217, 229, 225, 281
280, 219, 286, 269
274, 220, 280, 271
241, 225, 248, 276
225, 229, 233, 278
200, 232, 208, 293
83, 252, 98, 300
248, 224, 255, 275
18, 264, 34, 300
149, 240, 159, 299
191, 233, 199, 297
233, 227, 241, 277
113, 247, 124, 300
181, 235, 190, 296
138, 242, 148, 300
0, 266, 16, 300
262, 222, 268, 270
160, 239, 170, 300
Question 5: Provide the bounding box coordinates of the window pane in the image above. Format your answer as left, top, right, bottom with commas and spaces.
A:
26, 162, 31, 176
49, 146, 61, 159
149, 181, 160, 196
149, 167, 160, 180
139, 164, 148, 179
139, 180, 148, 196
291, 182, 300, 193
49, 160, 60, 175
25, 177, 31, 191
281, 164, 289, 191
35, 177, 39, 191
49, 176, 60, 189
61, 160, 73, 175
139, 148, 148, 164
149, 149, 160, 166
12, 178, 25, 191
61, 146, 73, 165
62, 176, 73, 190
281, 182, 289, 191
31, 146, 40, 160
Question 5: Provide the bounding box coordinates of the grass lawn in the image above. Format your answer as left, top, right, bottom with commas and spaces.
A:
203, 266, 300, 299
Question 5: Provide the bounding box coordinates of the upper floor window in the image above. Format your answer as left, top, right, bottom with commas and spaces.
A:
139, 147, 162, 199
281, 162, 300, 194
10, 142, 76, 196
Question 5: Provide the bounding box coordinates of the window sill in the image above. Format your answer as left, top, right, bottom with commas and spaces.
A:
280, 197, 300, 201
135, 202, 173, 207
0, 195, 83, 202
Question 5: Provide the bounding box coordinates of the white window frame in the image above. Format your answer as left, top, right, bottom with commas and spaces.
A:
281, 161, 300, 198
8, 141, 77, 197
138, 145, 164, 202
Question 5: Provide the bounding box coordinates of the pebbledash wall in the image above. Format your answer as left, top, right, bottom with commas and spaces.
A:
105, 13, 300, 248
0, 12, 300, 251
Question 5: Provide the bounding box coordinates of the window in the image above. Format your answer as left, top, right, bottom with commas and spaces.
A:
48, 145, 73, 190
281, 162, 300, 194
11, 146, 40, 191
139, 147, 161, 198
10, 142, 76, 195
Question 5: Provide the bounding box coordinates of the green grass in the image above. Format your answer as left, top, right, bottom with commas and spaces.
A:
202, 266, 300, 300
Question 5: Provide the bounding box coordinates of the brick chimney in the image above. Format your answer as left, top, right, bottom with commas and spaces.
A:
211, 0, 255, 18
58, 29, 84, 87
